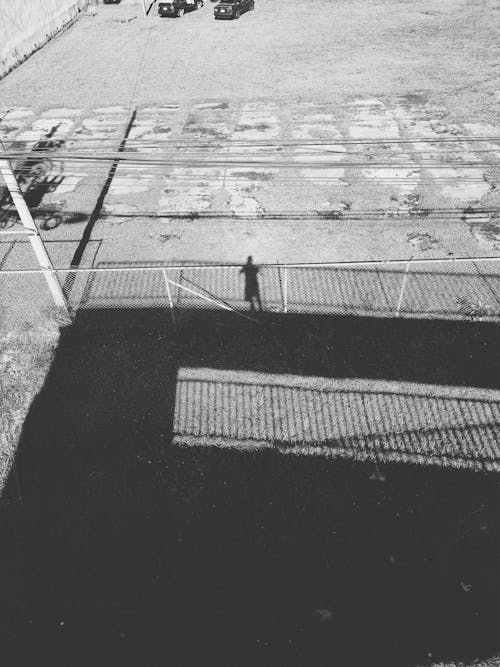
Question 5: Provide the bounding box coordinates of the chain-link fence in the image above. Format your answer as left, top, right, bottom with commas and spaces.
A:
1, 257, 500, 329
1, 257, 500, 472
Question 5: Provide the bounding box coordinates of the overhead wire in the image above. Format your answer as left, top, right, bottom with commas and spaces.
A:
4, 174, 495, 186
3, 147, 500, 161
2, 113, 499, 197
25, 206, 500, 218
6, 125, 500, 141
3, 171, 496, 187
3, 133, 500, 148
3, 153, 499, 169
7, 160, 498, 172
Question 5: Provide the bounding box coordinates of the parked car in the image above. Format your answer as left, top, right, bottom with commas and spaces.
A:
214, 0, 254, 19
159, 0, 204, 17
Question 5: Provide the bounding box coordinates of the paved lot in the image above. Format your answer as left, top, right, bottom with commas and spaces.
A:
0, 0, 499, 271
1, 0, 499, 116
1, 99, 500, 272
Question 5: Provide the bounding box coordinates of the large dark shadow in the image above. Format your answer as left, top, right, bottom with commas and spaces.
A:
1, 308, 500, 667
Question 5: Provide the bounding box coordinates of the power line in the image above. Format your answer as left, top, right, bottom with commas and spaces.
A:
2, 152, 498, 168
6, 149, 500, 162
27, 159, 500, 170
14, 206, 500, 220
3, 172, 497, 184
4, 176, 495, 188
3, 133, 500, 148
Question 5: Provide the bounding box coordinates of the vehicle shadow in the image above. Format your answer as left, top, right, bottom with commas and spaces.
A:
1, 307, 500, 666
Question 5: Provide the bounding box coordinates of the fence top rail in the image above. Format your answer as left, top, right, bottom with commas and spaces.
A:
1, 255, 500, 275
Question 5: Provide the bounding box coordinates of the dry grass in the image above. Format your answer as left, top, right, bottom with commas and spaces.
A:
0, 321, 59, 492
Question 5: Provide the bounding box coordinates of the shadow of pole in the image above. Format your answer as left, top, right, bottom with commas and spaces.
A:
64, 110, 137, 295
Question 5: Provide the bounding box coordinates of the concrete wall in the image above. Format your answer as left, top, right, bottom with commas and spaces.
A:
0, 0, 91, 79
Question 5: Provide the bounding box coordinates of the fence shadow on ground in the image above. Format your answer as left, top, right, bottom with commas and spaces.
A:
173, 369, 500, 471
1, 307, 500, 666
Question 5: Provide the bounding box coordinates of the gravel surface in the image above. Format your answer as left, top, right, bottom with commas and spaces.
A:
1, 0, 499, 277
1, 101, 500, 279
0, 0, 499, 117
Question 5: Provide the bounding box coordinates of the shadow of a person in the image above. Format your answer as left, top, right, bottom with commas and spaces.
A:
240, 256, 263, 312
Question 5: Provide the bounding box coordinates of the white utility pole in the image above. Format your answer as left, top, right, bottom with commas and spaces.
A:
0, 154, 71, 318
141, 0, 148, 17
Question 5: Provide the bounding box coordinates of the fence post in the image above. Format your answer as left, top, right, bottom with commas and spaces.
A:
162, 268, 176, 326
175, 269, 184, 309
283, 264, 288, 314
396, 256, 412, 318
276, 260, 288, 313
0, 156, 71, 321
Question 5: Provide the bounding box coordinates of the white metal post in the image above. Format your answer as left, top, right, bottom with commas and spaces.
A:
141, 0, 148, 17
396, 256, 413, 318
0, 157, 71, 318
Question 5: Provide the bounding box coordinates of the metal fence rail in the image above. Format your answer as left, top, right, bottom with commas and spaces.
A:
1, 257, 500, 327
